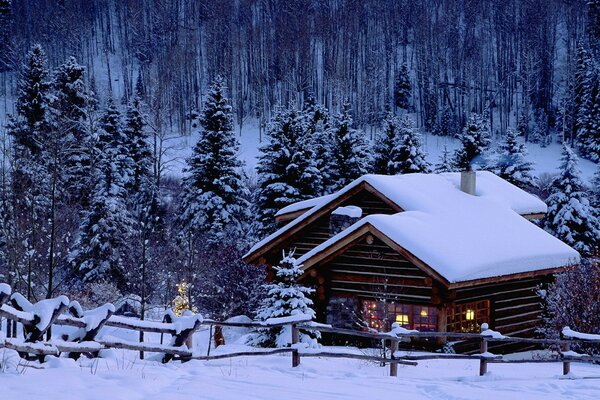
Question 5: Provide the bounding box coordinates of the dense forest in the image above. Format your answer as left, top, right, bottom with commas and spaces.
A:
0, 0, 597, 137
0, 0, 598, 320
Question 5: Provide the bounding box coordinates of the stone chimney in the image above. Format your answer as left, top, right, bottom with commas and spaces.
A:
460, 167, 476, 195
329, 206, 362, 236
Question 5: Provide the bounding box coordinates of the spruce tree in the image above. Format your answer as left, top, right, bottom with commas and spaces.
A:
302, 96, 332, 194
69, 100, 134, 290
435, 144, 455, 173
123, 94, 153, 195
453, 113, 491, 169
50, 56, 93, 204
544, 145, 599, 255
373, 112, 401, 175
6, 44, 53, 299
178, 77, 249, 242
329, 103, 371, 190
256, 105, 322, 236
492, 128, 536, 188
394, 63, 411, 110
574, 42, 598, 161
249, 253, 318, 348
392, 116, 430, 174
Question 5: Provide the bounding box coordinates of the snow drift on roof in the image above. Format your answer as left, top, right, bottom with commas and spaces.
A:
275, 194, 336, 217
440, 171, 546, 215
296, 174, 578, 283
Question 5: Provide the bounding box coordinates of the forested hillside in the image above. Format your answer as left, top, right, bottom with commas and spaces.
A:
0, 0, 597, 137
0, 0, 598, 319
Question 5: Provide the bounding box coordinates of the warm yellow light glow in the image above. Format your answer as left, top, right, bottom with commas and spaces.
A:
396, 314, 409, 325
466, 309, 475, 321
420, 309, 428, 317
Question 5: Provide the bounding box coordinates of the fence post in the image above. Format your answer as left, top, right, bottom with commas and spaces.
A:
479, 324, 488, 376
561, 341, 571, 376
291, 323, 300, 367
390, 339, 399, 377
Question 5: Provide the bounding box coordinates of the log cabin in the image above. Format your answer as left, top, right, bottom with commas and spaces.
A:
243, 171, 580, 351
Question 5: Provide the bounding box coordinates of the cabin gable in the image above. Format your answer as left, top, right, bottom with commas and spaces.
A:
257, 183, 401, 264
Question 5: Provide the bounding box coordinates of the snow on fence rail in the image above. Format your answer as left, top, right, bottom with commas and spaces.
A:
0, 283, 599, 378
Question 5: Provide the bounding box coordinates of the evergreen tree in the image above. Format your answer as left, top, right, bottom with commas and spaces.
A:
394, 63, 411, 110
453, 113, 491, 169
178, 77, 249, 242
50, 56, 93, 204
392, 117, 430, 174
69, 100, 134, 290
302, 96, 332, 193
329, 103, 371, 190
435, 144, 455, 173
544, 145, 599, 255
574, 42, 598, 161
492, 128, 536, 188
123, 94, 153, 195
373, 112, 401, 175
256, 105, 322, 236
249, 253, 318, 348
6, 44, 53, 299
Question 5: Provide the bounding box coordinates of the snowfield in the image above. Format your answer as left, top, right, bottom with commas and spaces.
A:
1, 325, 600, 400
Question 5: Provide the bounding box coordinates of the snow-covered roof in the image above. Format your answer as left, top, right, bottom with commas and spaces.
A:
275, 194, 336, 217
245, 172, 548, 260
440, 171, 546, 215
295, 174, 578, 283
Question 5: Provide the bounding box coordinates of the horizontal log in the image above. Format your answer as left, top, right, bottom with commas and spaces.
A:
190, 348, 295, 361
0, 304, 35, 324
97, 339, 192, 356
300, 351, 417, 366
1, 339, 58, 356
393, 354, 502, 361
330, 286, 431, 301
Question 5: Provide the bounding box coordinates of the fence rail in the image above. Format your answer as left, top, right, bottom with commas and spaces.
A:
0, 283, 599, 378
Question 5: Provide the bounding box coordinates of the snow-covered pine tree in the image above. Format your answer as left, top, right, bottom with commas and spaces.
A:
492, 128, 536, 188
50, 56, 93, 204
69, 99, 134, 291
178, 76, 249, 242
249, 253, 319, 348
434, 144, 455, 173
123, 93, 153, 195
256, 105, 322, 236
544, 144, 599, 255
453, 113, 491, 169
394, 63, 411, 111
574, 41, 598, 161
373, 112, 401, 175
6, 44, 53, 299
392, 116, 430, 174
302, 96, 332, 193
329, 103, 371, 190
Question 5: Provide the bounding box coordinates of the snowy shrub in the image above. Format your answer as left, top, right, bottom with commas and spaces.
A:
539, 259, 600, 355
248, 253, 319, 348
69, 282, 122, 309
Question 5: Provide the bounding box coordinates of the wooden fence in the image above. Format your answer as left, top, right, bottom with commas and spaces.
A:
0, 283, 599, 377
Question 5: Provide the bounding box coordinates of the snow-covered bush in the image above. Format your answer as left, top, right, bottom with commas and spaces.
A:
248, 253, 319, 348
539, 259, 600, 355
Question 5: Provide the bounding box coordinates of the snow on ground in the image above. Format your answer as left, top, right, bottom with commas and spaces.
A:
1, 324, 600, 400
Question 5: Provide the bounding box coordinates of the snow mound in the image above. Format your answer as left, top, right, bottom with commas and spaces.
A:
332, 205, 362, 218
